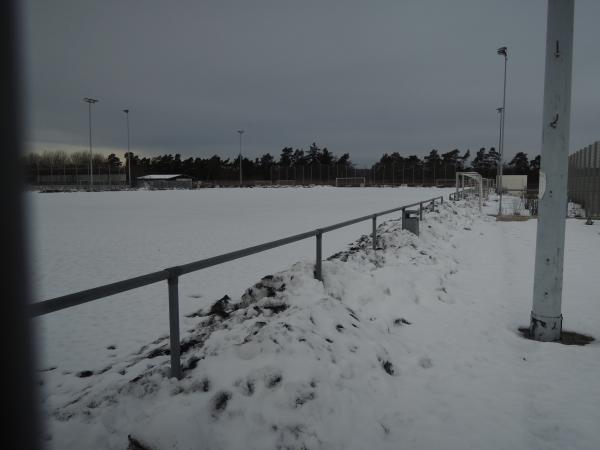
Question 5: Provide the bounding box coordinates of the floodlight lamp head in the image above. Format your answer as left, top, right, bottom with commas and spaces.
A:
83, 97, 98, 104
497, 46, 507, 58
237, 129, 244, 135
497, 107, 503, 113
123, 109, 129, 113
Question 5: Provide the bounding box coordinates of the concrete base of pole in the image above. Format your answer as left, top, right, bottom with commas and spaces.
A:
529, 310, 562, 341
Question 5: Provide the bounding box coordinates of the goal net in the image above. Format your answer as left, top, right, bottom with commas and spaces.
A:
455, 171, 483, 210
335, 177, 366, 187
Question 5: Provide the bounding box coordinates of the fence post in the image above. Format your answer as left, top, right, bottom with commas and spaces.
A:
315, 231, 322, 281
440, 196, 444, 204
419, 202, 423, 220
430, 199, 435, 211
372, 215, 377, 250
167, 269, 182, 379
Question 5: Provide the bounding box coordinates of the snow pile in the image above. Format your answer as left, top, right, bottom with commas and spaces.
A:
41, 200, 482, 449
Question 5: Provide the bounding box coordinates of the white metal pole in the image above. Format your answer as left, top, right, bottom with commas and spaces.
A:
88, 102, 93, 189
124, 109, 131, 187
496, 106, 503, 206
478, 175, 482, 211
455, 172, 459, 199
83, 97, 98, 190
497, 47, 508, 215
237, 130, 244, 187
500, 58, 506, 214
530, 0, 574, 341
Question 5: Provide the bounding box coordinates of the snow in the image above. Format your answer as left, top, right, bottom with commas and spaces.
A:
29, 188, 600, 450
28, 187, 452, 371
137, 174, 186, 180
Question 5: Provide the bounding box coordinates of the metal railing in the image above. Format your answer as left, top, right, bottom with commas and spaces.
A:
30, 195, 445, 379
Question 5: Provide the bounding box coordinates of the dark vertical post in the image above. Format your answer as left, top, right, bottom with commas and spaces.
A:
372, 216, 377, 249
168, 271, 182, 379
419, 202, 423, 220
315, 231, 322, 281
3, 0, 41, 447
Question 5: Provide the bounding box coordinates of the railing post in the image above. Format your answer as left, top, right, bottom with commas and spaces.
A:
315, 231, 322, 281
430, 199, 435, 211
167, 269, 182, 379
440, 196, 444, 204
419, 202, 423, 220
372, 215, 377, 250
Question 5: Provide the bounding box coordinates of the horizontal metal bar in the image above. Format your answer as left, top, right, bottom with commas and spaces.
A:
177, 229, 317, 275
29, 269, 169, 317
179, 196, 441, 273
319, 199, 429, 234
374, 200, 425, 218
319, 212, 378, 233
32, 195, 445, 317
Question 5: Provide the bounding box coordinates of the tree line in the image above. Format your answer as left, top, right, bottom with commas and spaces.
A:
24, 144, 540, 186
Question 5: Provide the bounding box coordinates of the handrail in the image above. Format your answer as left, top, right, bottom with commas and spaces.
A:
30, 194, 446, 378
29, 269, 169, 317
176, 229, 317, 276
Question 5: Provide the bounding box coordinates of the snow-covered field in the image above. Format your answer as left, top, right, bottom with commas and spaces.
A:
29, 188, 600, 450
28, 187, 451, 371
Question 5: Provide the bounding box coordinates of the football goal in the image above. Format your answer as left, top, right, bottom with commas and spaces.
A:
335, 177, 366, 187
455, 171, 483, 211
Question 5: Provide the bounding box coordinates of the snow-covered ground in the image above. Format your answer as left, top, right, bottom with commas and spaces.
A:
28, 187, 452, 371
30, 189, 600, 450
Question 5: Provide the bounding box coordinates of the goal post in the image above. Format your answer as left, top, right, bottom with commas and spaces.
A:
335, 177, 366, 187
455, 171, 483, 210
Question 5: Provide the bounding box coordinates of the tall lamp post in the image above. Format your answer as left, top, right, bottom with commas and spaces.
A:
83, 97, 98, 190
123, 109, 131, 187
530, 0, 574, 341
496, 106, 504, 203
497, 46, 508, 216
237, 129, 244, 187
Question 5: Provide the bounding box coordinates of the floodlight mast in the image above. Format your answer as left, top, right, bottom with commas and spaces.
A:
496, 106, 503, 198
530, 0, 574, 341
496, 46, 507, 216
83, 97, 98, 190
237, 130, 244, 187
123, 109, 131, 187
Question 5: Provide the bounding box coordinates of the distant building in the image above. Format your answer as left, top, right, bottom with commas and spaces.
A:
497, 175, 527, 192
137, 174, 193, 189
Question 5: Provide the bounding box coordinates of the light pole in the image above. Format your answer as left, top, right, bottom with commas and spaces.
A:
237, 129, 244, 187
497, 46, 508, 215
83, 97, 98, 190
497, 106, 504, 204
530, 0, 574, 341
123, 109, 131, 187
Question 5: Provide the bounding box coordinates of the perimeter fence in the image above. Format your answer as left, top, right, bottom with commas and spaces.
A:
568, 141, 600, 218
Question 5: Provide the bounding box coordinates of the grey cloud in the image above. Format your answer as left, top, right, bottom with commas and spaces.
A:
21, 0, 600, 165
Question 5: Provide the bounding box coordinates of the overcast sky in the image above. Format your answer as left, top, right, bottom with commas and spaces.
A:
21, 0, 599, 166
